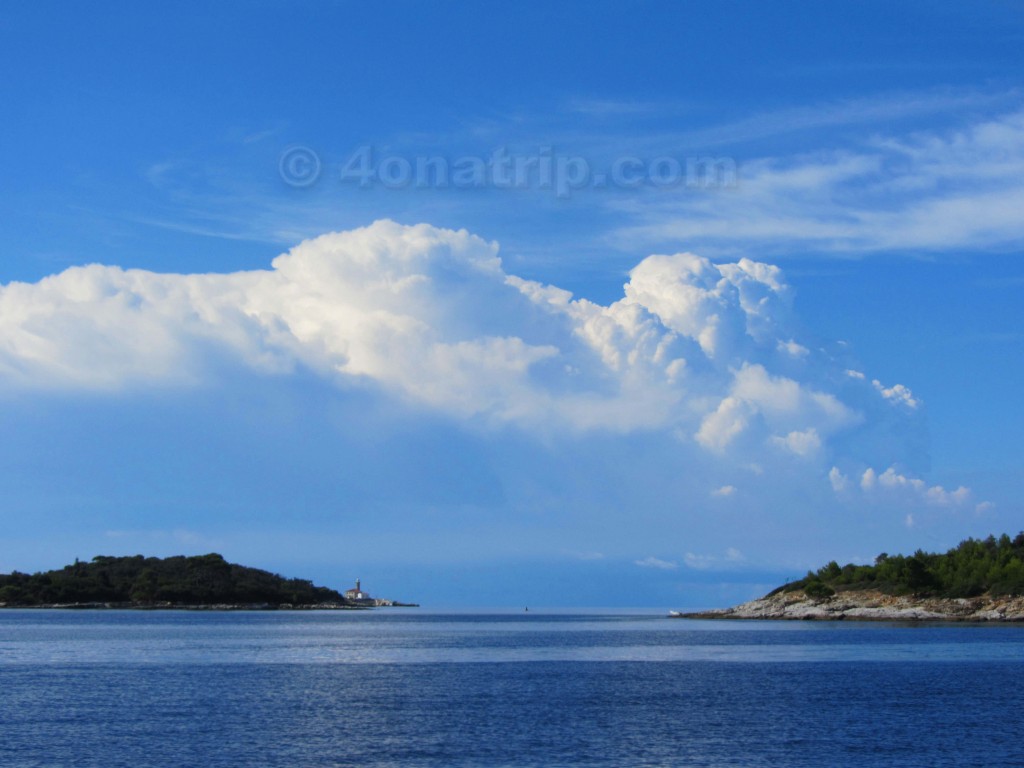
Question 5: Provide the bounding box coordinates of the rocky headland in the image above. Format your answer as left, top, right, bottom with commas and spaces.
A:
676, 533, 1024, 622
679, 588, 1024, 622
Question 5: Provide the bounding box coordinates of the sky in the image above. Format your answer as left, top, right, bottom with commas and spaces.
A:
1, 1, 1023, 608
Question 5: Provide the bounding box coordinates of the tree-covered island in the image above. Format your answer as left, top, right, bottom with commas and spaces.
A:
679, 533, 1024, 621
0, 553, 362, 609
788, 532, 1024, 599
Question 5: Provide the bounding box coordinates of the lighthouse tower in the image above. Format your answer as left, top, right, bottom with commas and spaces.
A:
344, 578, 370, 601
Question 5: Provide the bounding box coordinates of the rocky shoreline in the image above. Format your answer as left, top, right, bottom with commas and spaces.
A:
677, 589, 1024, 622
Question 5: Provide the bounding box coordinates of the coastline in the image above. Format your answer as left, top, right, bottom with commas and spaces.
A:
0, 601, 419, 611
676, 589, 1024, 622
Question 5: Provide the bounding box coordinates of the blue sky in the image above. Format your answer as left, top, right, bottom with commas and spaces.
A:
1, 1, 1023, 607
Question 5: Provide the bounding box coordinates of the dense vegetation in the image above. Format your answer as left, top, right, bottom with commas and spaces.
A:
0, 553, 346, 606
778, 533, 1024, 599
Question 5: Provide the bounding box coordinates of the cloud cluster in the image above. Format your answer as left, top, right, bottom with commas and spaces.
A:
0, 220, 968, 515
857, 467, 970, 507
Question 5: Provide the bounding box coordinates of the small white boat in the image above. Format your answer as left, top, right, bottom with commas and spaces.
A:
668, 610, 683, 617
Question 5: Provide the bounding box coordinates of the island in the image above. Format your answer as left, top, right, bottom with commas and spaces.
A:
0, 553, 417, 610
676, 533, 1024, 622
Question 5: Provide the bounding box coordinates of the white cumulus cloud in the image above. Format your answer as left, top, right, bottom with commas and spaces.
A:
873, 380, 920, 409
771, 428, 822, 458
0, 219, 967, 525
829, 466, 849, 492
842, 465, 976, 508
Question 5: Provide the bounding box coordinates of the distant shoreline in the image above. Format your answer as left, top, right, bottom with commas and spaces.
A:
0, 553, 419, 610
0, 602, 419, 611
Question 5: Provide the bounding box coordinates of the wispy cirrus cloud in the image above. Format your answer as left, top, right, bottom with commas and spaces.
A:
612, 107, 1024, 257
635, 556, 678, 570
656, 88, 1020, 149
112, 90, 1024, 272
683, 548, 746, 571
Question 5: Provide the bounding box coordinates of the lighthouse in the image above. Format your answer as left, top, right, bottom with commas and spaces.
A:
344, 579, 371, 601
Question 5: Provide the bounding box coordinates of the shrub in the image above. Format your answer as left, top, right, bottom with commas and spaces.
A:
803, 580, 835, 600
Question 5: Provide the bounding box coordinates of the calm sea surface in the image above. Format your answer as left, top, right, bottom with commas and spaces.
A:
1, 609, 1023, 767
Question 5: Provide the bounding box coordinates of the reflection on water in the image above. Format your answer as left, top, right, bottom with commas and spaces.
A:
2, 610, 1023, 767
1, 609, 1022, 664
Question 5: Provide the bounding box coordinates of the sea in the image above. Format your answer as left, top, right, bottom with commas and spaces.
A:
1, 609, 1023, 768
